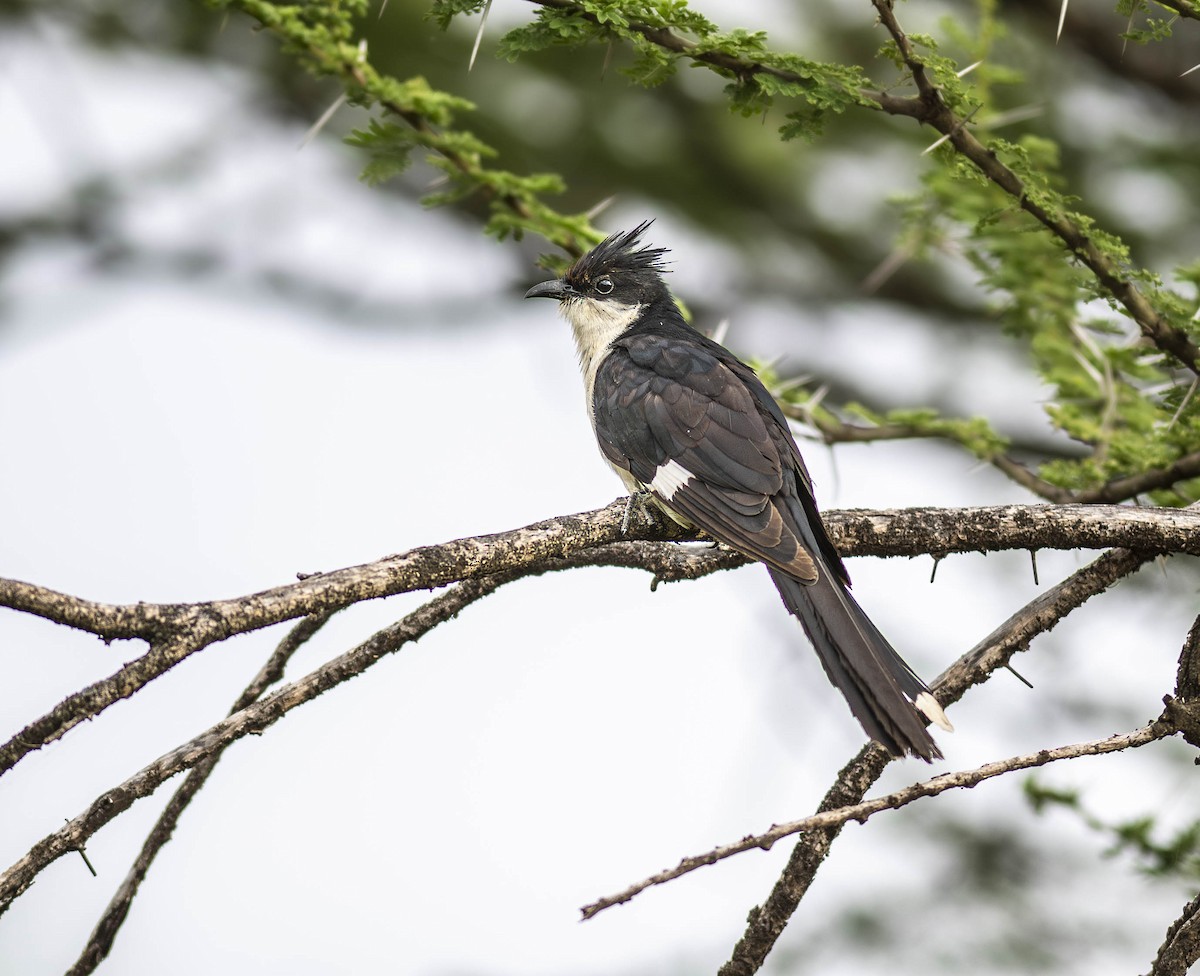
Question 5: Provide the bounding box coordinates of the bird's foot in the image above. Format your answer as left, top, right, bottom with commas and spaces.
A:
621, 490, 653, 535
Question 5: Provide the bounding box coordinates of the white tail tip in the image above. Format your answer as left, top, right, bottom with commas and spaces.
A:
916, 691, 954, 732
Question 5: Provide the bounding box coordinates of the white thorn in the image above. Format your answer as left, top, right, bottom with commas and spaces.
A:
585, 195, 617, 220
1121, 5, 1137, 60
921, 131, 952, 156
1182, 62, 1200, 77
469, 0, 494, 73
921, 105, 978, 156
957, 59, 983, 78
916, 692, 954, 732
1056, 0, 1069, 43
979, 104, 1044, 131
299, 92, 347, 149
861, 241, 915, 292
1168, 376, 1198, 430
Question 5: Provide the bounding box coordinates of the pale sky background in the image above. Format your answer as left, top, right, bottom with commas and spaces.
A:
0, 11, 1197, 976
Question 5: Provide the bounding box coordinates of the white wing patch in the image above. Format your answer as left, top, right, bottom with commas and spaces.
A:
915, 691, 954, 732
650, 459, 694, 500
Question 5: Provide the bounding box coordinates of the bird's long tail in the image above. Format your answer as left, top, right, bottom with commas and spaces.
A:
768, 566, 952, 761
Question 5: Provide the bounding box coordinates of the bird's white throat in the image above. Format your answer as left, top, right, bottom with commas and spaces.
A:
560, 295, 646, 490
559, 296, 643, 391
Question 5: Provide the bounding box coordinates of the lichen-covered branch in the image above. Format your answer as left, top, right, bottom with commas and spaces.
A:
62, 610, 336, 976
0, 499, 667, 778
1148, 889, 1200, 976
0, 577, 510, 915
2, 502, 1198, 781
717, 541, 1160, 976
0, 502, 1191, 920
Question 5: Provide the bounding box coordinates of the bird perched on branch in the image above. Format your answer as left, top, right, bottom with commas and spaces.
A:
525, 221, 952, 761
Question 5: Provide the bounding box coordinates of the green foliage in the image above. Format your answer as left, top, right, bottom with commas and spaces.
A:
1121, 17, 1178, 43
345, 118, 416, 186
427, 0, 488, 31
207, 0, 607, 260
492, 3, 871, 137
899, 121, 1200, 501
624, 37, 679, 86
496, 6, 603, 58
227, 0, 1200, 507
764, 378, 1012, 463
1116, 0, 1179, 43
1025, 777, 1200, 881
858, 407, 1011, 459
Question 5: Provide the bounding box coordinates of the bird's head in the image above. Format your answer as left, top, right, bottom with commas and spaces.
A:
524, 222, 674, 357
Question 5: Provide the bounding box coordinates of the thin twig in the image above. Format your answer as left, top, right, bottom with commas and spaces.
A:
0, 578, 512, 915
716, 542, 1158, 976
1153, 0, 1200, 22
583, 721, 1170, 919
793, 410, 1200, 504
786, 408, 1075, 501
64, 610, 337, 976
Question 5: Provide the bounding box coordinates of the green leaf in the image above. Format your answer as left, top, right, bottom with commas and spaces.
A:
345, 119, 415, 186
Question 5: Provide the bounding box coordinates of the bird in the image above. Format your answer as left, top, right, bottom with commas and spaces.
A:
524, 221, 952, 761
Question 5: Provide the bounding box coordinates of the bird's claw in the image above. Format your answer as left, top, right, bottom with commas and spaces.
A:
621, 489, 653, 535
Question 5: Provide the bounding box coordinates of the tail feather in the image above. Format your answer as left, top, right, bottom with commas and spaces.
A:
768, 566, 946, 761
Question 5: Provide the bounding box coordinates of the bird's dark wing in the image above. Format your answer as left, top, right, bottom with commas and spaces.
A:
593, 328, 946, 761
592, 332, 819, 583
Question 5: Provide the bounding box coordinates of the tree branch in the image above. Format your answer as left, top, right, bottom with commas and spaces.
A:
1083, 451, 1200, 504
823, 504, 1200, 560
865, 0, 1200, 374
1147, 889, 1200, 976
1152, 0, 1200, 22
794, 410, 1200, 505
520, 0, 1200, 374
583, 720, 1173, 919
0, 580, 186, 641
0, 501, 1180, 918
0, 499, 664, 778
717, 541, 1159, 976
787, 409, 1078, 502
63, 609, 337, 976
0, 576, 513, 915
3, 503, 1198, 781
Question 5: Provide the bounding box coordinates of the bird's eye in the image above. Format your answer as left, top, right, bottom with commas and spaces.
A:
595, 277, 615, 295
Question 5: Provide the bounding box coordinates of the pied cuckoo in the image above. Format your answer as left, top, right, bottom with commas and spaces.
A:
525, 222, 952, 761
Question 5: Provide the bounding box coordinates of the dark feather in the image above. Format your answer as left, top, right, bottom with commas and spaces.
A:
553, 224, 945, 759
567, 220, 669, 287
590, 310, 943, 759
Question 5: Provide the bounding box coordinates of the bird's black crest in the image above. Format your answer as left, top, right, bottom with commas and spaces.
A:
566, 220, 670, 285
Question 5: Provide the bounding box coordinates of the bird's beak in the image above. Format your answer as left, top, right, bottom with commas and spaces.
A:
524, 278, 571, 301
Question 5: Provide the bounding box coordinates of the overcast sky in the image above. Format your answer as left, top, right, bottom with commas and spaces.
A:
1, 16, 1196, 976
